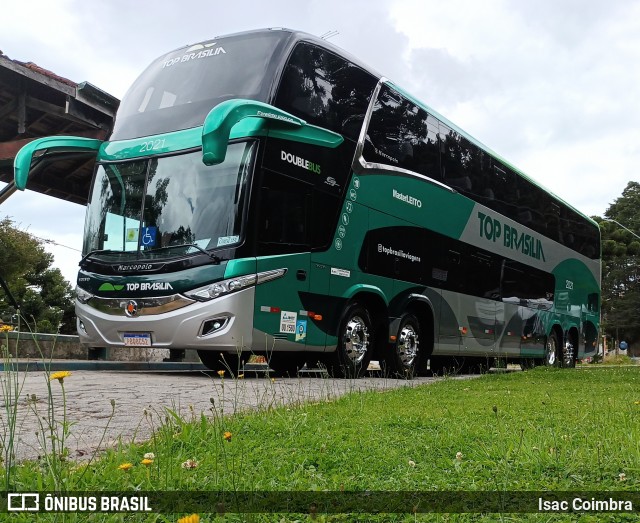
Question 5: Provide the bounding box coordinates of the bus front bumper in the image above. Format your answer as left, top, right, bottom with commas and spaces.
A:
75, 287, 255, 352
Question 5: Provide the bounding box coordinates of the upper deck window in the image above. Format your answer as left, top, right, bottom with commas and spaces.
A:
111, 32, 288, 140
275, 42, 377, 141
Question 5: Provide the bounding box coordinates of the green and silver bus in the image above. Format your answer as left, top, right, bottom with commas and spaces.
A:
14, 28, 600, 377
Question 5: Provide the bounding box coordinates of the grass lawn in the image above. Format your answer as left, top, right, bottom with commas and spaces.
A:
3, 366, 640, 522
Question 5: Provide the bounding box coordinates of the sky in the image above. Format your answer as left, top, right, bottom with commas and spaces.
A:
1, 0, 639, 284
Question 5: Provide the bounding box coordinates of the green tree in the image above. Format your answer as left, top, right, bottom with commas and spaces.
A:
0, 218, 75, 334
596, 181, 640, 349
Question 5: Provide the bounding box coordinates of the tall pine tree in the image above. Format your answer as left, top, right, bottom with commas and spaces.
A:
597, 181, 640, 351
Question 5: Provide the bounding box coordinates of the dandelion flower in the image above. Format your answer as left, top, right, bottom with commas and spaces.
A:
50, 371, 72, 384
223, 431, 232, 441
118, 462, 133, 472
0, 324, 13, 332
144, 452, 155, 460
181, 459, 199, 469
141, 458, 153, 466
178, 515, 200, 523
634, 401, 640, 405
217, 370, 225, 378
408, 460, 416, 467
456, 452, 463, 461
619, 473, 627, 481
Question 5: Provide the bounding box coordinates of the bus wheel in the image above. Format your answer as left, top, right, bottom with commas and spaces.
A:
387, 313, 421, 379
520, 358, 536, 371
562, 341, 576, 368
267, 352, 306, 377
326, 302, 373, 378
544, 332, 561, 367
197, 350, 240, 374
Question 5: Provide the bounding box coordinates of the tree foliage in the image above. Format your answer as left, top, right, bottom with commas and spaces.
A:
0, 218, 75, 334
596, 181, 640, 347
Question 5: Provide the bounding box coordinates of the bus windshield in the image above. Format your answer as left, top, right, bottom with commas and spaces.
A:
110, 31, 287, 140
82, 142, 256, 261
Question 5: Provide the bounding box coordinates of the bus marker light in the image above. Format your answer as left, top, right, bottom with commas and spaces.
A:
459, 327, 468, 335
390, 335, 397, 342
270, 307, 281, 313
312, 314, 322, 321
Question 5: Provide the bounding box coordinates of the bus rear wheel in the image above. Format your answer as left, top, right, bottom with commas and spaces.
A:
544, 332, 561, 367
325, 302, 373, 378
386, 313, 422, 379
197, 350, 241, 375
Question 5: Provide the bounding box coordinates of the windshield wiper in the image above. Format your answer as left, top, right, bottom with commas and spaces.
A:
145, 244, 222, 264
79, 249, 123, 266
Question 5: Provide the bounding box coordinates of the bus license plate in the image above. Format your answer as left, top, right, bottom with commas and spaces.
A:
123, 333, 152, 347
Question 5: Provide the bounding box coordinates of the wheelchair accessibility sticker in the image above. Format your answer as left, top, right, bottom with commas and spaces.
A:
140, 226, 157, 247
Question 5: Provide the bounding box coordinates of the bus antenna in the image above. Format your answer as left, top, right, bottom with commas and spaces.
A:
320, 30, 340, 40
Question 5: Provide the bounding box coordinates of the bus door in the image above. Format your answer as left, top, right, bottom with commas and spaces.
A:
499, 261, 525, 357
254, 168, 311, 351
464, 251, 499, 357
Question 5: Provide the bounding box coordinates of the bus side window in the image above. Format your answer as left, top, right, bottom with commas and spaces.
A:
363, 84, 439, 179
274, 42, 377, 142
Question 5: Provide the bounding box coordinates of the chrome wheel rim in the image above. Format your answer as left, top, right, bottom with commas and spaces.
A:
398, 323, 419, 367
546, 337, 557, 366
343, 315, 370, 365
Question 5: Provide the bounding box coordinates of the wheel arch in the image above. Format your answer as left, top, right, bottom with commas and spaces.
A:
345, 289, 388, 361
399, 294, 436, 357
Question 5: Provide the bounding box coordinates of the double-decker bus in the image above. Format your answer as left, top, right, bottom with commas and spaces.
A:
13, 28, 600, 378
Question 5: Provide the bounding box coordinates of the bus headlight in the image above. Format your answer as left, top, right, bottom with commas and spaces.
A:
184, 269, 286, 302
76, 286, 95, 304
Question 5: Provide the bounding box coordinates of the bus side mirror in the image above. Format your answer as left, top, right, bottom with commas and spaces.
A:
14, 136, 103, 190
202, 99, 304, 166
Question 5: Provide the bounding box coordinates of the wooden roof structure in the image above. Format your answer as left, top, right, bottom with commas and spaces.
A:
0, 52, 119, 205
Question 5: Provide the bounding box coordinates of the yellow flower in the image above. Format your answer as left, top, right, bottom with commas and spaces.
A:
177, 514, 200, 523
118, 462, 133, 472
217, 370, 225, 378
634, 401, 640, 405
223, 431, 232, 441
50, 371, 72, 383
0, 324, 13, 332
141, 458, 153, 466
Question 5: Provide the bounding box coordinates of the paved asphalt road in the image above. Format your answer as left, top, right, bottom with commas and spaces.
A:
4, 369, 464, 462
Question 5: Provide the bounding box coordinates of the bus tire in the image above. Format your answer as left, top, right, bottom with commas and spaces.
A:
386, 313, 422, 379
544, 331, 561, 367
197, 350, 241, 374
267, 352, 306, 377
562, 341, 576, 369
325, 302, 373, 378
520, 358, 536, 371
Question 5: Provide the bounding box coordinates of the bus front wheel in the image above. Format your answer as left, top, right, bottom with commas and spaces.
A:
267, 352, 306, 377
386, 313, 422, 379
325, 302, 373, 378
198, 350, 241, 375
